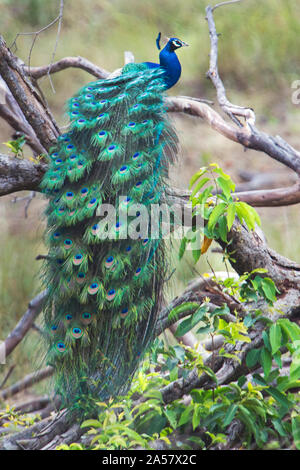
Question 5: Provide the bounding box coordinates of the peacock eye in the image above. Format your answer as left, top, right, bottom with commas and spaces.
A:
173, 40, 181, 47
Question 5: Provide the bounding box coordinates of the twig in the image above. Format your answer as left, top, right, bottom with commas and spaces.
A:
47, 0, 64, 93
0, 365, 15, 390
205, 2, 255, 126
11, 191, 36, 218
212, 0, 242, 12
11, 0, 64, 86
4, 290, 47, 358
0, 366, 53, 401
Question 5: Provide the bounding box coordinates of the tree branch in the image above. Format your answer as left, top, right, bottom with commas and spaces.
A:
26, 56, 110, 81
0, 153, 47, 196
0, 36, 59, 152
4, 290, 47, 358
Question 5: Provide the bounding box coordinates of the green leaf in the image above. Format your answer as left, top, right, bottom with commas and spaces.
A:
168, 302, 200, 322
189, 167, 208, 189
268, 387, 292, 410
226, 203, 236, 231
261, 278, 279, 303
292, 416, 300, 450
163, 409, 177, 429
178, 405, 193, 427
269, 323, 282, 354
81, 419, 102, 428
223, 404, 238, 427
192, 404, 201, 430
260, 347, 272, 379
277, 318, 300, 342
217, 176, 235, 200
207, 202, 227, 232
178, 237, 187, 260
246, 348, 261, 368
216, 214, 228, 242
190, 177, 211, 198
235, 201, 256, 231
192, 247, 202, 263
175, 305, 208, 337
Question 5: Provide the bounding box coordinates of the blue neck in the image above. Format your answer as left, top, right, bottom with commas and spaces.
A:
159, 43, 181, 90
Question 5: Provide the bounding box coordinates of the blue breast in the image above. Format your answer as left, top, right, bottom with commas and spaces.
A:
143, 47, 182, 90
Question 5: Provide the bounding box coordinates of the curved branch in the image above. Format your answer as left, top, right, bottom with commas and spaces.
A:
26, 57, 110, 81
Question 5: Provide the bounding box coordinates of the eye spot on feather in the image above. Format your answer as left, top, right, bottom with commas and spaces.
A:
66, 191, 74, 200
72, 327, 83, 339
105, 256, 114, 268
142, 238, 149, 246
82, 312, 92, 324
51, 325, 58, 333
55, 158, 63, 165
134, 267, 142, 277
120, 307, 128, 318
80, 187, 89, 197
87, 197, 97, 208
76, 272, 86, 284
125, 245, 132, 252
91, 223, 99, 235
65, 314, 72, 323
56, 342, 66, 352
132, 152, 140, 161
119, 165, 128, 174
73, 254, 83, 265
108, 145, 116, 151
64, 239, 73, 249
106, 288, 116, 301
67, 144, 74, 150
88, 282, 99, 295
53, 231, 61, 240
128, 121, 136, 128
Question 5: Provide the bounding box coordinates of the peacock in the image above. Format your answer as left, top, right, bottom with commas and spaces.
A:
40, 34, 188, 412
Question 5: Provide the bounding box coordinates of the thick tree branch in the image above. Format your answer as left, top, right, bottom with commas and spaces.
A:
0, 153, 47, 196
0, 36, 59, 152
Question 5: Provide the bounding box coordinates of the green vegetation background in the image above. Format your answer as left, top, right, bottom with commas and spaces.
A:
0, 0, 299, 397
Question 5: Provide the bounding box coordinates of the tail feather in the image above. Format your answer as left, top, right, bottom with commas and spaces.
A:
41, 65, 178, 408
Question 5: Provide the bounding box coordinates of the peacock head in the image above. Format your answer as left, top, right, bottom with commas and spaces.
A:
156, 32, 188, 51
168, 37, 189, 51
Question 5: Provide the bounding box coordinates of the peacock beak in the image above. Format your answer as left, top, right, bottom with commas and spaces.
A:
181, 41, 189, 47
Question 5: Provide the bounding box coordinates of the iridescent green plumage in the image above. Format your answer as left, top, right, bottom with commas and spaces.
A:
41, 59, 180, 411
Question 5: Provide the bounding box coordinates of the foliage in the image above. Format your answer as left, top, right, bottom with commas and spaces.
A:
0, 404, 41, 432
179, 163, 261, 263
57, 317, 300, 450
56, 163, 299, 450
3, 135, 26, 158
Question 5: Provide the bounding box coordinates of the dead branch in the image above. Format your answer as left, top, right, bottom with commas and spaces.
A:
4, 290, 47, 358
0, 367, 53, 402
26, 56, 110, 81
0, 36, 59, 151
